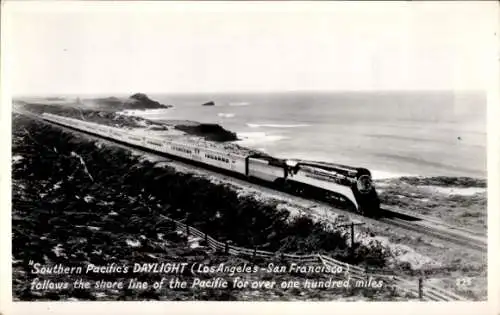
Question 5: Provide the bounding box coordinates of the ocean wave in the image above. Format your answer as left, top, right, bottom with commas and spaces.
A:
228, 102, 250, 106
217, 113, 235, 118
236, 132, 288, 144
247, 123, 310, 128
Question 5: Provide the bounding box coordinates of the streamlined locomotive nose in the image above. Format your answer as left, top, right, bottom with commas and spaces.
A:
351, 171, 380, 216
356, 174, 373, 194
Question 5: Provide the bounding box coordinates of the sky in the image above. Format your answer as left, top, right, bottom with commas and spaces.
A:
4, 1, 498, 95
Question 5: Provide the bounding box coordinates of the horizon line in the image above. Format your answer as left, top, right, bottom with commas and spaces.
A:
12, 89, 485, 98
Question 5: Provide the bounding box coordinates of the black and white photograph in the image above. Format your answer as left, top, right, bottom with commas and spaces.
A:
1, 1, 498, 314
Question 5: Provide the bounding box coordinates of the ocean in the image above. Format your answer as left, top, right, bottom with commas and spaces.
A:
137, 91, 486, 179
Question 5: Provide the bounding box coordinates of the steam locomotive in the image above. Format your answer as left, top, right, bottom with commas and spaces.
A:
42, 113, 381, 216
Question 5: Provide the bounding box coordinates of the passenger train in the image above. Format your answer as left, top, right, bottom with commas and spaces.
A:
42, 113, 381, 216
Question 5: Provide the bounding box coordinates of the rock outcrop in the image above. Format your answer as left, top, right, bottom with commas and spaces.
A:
123, 93, 173, 109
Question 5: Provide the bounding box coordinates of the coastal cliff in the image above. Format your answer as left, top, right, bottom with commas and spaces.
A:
174, 123, 238, 142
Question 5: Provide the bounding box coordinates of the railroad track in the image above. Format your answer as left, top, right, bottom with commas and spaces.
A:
380, 207, 487, 252
379, 215, 486, 252
13, 108, 487, 253
383, 206, 486, 237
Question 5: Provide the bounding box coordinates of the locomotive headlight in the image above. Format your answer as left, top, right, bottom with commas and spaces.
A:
356, 175, 373, 194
